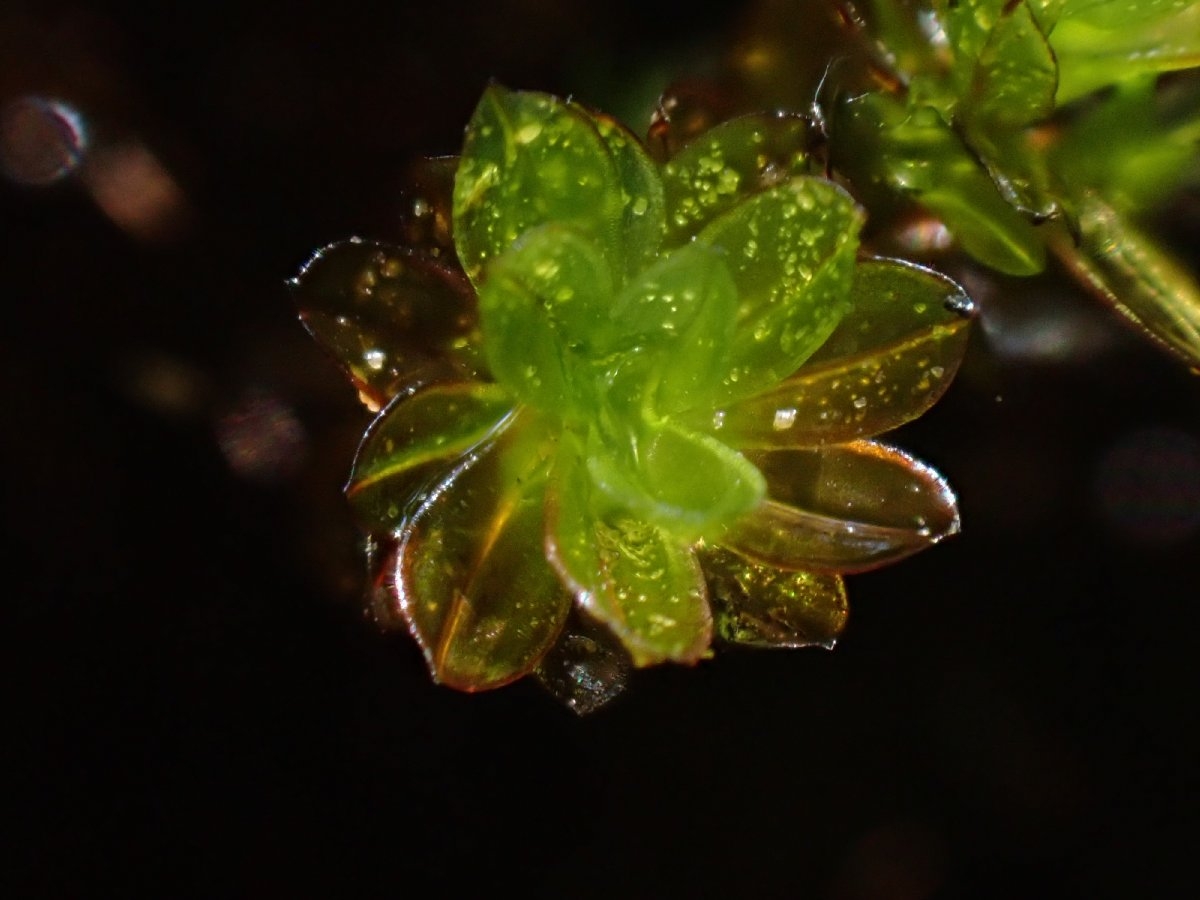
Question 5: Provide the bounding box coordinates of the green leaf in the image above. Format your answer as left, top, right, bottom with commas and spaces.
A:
452, 85, 627, 286
477, 223, 613, 415
545, 441, 713, 666
589, 111, 666, 279
292, 240, 483, 410
688, 258, 975, 448
694, 177, 864, 404
586, 420, 767, 541
719, 441, 960, 573
1061, 0, 1194, 29
346, 381, 514, 531
1052, 4, 1200, 103
964, 0, 1057, 129
661, 112, 816, 246
1050, 194, 1200, 366
602, 242, 738, 415
699, 545, 848, 649
833, 94, 1046, 276
395, 410, 570, 691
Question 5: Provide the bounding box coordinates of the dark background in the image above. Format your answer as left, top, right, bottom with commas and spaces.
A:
5, 1, 1198, 896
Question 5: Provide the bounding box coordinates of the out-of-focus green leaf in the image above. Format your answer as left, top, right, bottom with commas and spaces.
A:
1051, 193, 1200, 366
477, 224, 613, 415
452, 86, 625, 285
661, 112, 816, 246
689, 258, 974, 448
700, 544, 848, 649
602, 242, 738, 415
346, 381, 514, 532
1061, 0, 1193, 29
1052, 4, 1200, 103
720, 440, 960, 573
589, 111, 666, 279
964, 0, 1057, 128
834, 94, 1046, 275
292, 240, 483, 411
694, 178, 863, 404
395, 410, 569, 691
587, 420, 766, 541
545, 438, 713, 667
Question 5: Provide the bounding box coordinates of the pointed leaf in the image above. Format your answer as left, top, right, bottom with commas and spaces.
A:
700, 545, 848, 649
661, 113, 816, 246
452, 86, 626, 286
1050, 195, 1200, 366
964, 0, 1057, 129
394, 411, 570, 691
695, 177, 864, 404
720, 441, 960, 573
586, 420, 766, 540
690, 258, 975, 448
545, 434, 713, 666
346, 381, 515, 531
292, 240, 483, 410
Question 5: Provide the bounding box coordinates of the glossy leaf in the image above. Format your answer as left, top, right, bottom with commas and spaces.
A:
532, 609, 631, 714
346, 381, 515, 531
661, 112, 816, 246
477, 223, 614, 415
589, 111, 666, 279
397, 155, 459, 257
394, 411, 570, 690
691, 258, 975, 448
720, 441, 960, 574
1052, 3, 1200, 103
545, 442, 712, 666
1050, 194, 1200, 366
1061, 0, 1194, 29
833, 94, 1046, 276
695, 177, 864, 404
586, 420, 766, 540
452, 86, 625, 285
602, 242, 738, 415
292, 240, 483, 410
700, 544, 848, 649
963, 0, 1057, 129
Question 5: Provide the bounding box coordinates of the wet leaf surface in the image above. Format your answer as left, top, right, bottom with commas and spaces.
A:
720, 440, 960, 573
394, 411, 570, 690
532, 609, 632, 715
692, 258, 975, 447
701, 544, 848, 649
695, 177, 863, 404
346, 381, 515, 532
292, 239, 483, 410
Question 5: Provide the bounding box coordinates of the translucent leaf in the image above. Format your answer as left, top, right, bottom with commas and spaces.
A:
545, 441, 713, 666
452, 86, 626, 286
394, 411, 570, 691
1050, 194, 1200, 366
964, 0, 1057, 129
690, 258, 975, 448
661, 112, 816, 246
1052, 4, 1200, 103
346, 381, 515, 532
292, 240, 483, 411
602, 242, 738, 415
720, 441, 960, 573
586, 420, 766, 540
532, 609, 632, 715
590, 111, 666, 279
396, 155, 459, 257
832, 94, 1046, 276
700, 544, 848, 649
695, 177, 864, 404
477, 223, 613, 415
1061, 0, 1194, 30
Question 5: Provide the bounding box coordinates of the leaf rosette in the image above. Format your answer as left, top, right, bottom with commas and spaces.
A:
295, 86, 974, 709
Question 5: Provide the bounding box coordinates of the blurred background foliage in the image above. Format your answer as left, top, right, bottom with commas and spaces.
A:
3, 0, 1199, 896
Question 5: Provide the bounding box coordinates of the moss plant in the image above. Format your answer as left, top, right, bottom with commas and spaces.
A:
294, 86, 974, 708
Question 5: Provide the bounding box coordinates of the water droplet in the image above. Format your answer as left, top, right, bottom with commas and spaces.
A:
364, 349, 386, 371
631, 196, 648, 216
773, 408, 797, 430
